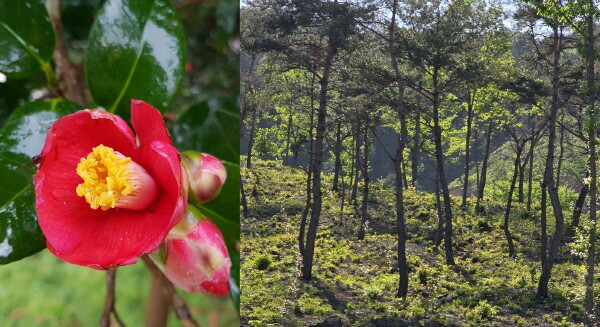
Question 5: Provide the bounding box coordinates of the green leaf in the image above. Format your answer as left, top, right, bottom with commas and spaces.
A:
86, 0, 186, 119
0, 0, 55, 78
171, 97, 240, 164
0, 100, 81, 264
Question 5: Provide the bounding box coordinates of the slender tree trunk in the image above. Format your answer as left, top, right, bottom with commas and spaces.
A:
476, 122, 493, 214
527, 122, 535, 211
541, 181, 547, 267
570, 171, 589, 234
284, 111, 293, 165
351, 126, 361, 204
411, 112, 421, 189
302, 43, 337, 280
358, 122, 370, 240
584, 9, 597, 323
517, 156, 526, 203
340, 169, 346, 224
431, 69, 454, 265
298, 73, 316, 257
435, 172, 444, 246
388, 0, 408, 297
241, 174, 249, 218
537, 26, 564, 299
246, 104, 258, 169
503, 139, 524, 257
462, 92, 475, 209
389, 0, 408, 298
332, 120, 342, 192
555, 118, 565, 189
474, 122, 480, 198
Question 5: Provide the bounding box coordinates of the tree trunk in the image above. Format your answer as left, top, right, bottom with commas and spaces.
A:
298, 73, 317, 257
389, 0, 408, 297
358, 122, 370, 240
246, 104, 258, 169
584, 9, 597, 322
570, 172, 588, 234
302, 43, 337, 280
476, 122, 492, 214
332, 120, 343, 192
555, 117, 565, 189
527, 122, 535, 211
241, 174, 249, 218
517, 155, 526, 203
435, 172, 444, 246
284, 110, 293, 165
432, 69, 454, 265
462, 92, 475, 209
411, 112, 421, 189
537, 25, 564, 299
541, 181, 547, 267
350, 126, 361, 204
503, 139, 524, 257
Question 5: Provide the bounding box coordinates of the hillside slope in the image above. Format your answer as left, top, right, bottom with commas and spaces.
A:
241, 158, 588, 327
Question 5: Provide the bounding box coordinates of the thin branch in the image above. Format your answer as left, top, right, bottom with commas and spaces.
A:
141, 255, 200, 327
100, 270, 125, 327
47, 0, 87, 106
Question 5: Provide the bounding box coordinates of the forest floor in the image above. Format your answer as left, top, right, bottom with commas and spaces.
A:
241, 158, 590, 327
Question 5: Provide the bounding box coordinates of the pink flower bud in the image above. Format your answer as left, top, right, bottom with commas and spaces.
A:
181, 151, 227, 203
151, 206, 231, 295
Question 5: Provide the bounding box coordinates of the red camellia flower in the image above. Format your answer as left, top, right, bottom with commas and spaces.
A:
34, 100, 186, 269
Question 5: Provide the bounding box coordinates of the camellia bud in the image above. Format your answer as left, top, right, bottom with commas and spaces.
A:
151, 206, 231, 295
181, 151, 227, 203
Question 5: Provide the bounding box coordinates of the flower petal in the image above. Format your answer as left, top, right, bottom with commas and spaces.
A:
130, 99, 172, 146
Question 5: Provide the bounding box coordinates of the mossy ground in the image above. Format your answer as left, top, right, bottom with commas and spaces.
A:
241, 158, 591, 327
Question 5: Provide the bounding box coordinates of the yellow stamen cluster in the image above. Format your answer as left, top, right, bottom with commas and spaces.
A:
76, 145, 134, 210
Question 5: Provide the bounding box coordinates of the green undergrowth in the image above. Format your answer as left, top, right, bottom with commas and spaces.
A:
0, 250, 238, 327
241, 158, 590, 327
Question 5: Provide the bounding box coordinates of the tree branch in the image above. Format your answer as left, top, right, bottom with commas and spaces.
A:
47, 0, 87, 106
142, 255, 200, 327
100, 270, 125, 327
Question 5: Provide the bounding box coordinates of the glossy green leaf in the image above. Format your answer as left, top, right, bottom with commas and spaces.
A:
173, 98, 240, 233
0, 100, 81, 264
86, 0, 186, 119
171, 97, 240, 164
0, 0, 55, 78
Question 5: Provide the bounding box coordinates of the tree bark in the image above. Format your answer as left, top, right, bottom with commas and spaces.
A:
350, 126, 361, 204
476, 122, 492, 214
284, 110, 293, 165
332, 120, 343, 192
503, 139, 524, 257
358, 122, 370, 240
435, 172, 444, 246
411, 112, 421, 189
241, 174, 249, 218
537, 25, 564, 299
302, 43, 337, 280
584, 8, 597, 322
389, 0, 408, 297
462, 92, 475, 209
432, 68, 454, 265
246, 103, 258, 169
298, 73, 317, 257
570, 171, 589, 234
527, 122, 535, 211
